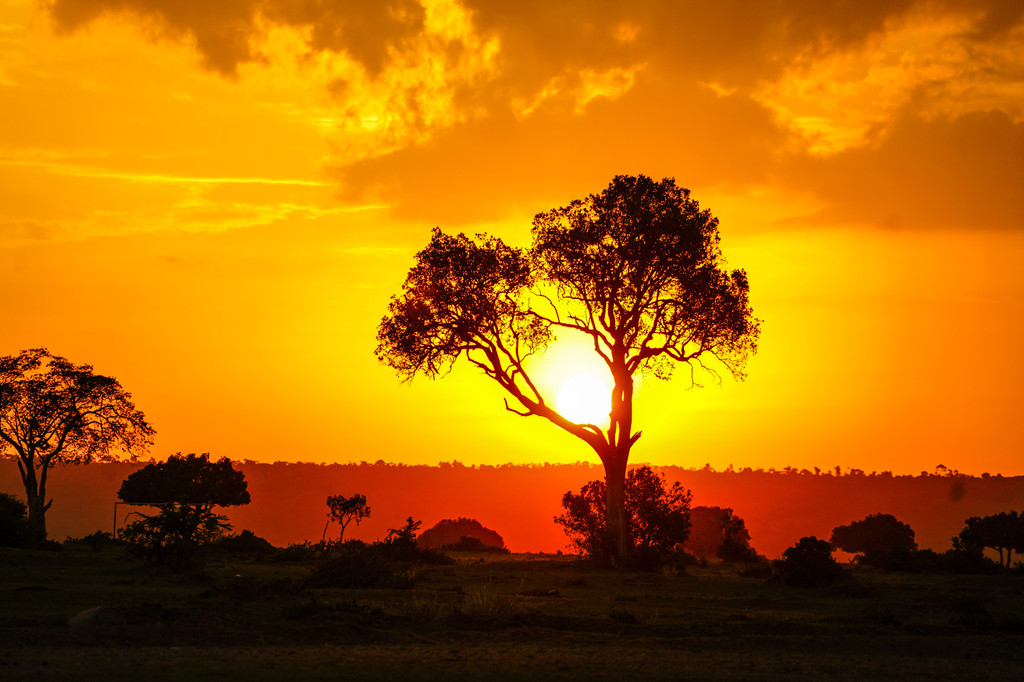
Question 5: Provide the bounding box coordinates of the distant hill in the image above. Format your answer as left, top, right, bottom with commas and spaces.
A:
2, 460, 1021, 558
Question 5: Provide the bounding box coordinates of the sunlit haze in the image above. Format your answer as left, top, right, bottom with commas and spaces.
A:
2, 0, 1022, 474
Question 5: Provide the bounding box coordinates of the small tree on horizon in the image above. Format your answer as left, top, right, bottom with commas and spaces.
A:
324, 493, 371, 547
0, 348, 154, 547
377, 175, 758, 565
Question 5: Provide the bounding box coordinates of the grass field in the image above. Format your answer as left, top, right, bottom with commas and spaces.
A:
2, 544, 1023, 680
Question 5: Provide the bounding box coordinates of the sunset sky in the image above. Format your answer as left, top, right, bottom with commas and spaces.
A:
2, 0, 1022, 475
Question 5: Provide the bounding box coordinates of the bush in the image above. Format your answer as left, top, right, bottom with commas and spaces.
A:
441, 536, 510, 554
212, 530, 275, 557
555, 466, 691, 568
274, 542, 320, 563
774, 536, 843, 587
0, 492, 30, 548
309, 542, 415, 589
419, 518, 506, 551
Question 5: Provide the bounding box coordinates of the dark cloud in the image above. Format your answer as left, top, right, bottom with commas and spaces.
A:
784, 109, 1024, 230
49, 0, 425, 76
334, 73, 786, 224
50, 0, 263, 76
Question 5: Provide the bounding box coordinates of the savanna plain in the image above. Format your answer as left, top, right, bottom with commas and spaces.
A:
2, 543, 1022, 681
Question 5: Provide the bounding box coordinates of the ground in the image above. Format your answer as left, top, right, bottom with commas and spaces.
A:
1, 544, 1022, 680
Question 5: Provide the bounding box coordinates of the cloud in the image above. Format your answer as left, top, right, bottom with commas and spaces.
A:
43, 0, 1024, 231
783, 109, 1024, 230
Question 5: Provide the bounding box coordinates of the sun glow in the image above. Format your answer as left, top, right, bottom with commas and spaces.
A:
556, 375, 611, 426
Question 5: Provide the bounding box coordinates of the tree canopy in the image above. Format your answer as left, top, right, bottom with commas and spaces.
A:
0, 348, 153, 546
118, 453, 250, 508
377, 175, 758, 564
117, 453, 249, 569
555, 465, 692, 567
830, 513, 917, 555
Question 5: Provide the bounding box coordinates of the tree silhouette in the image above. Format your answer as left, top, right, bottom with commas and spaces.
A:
418, 517, 506, 550
955, 511, 1024, 568
555, 465, 692, 566
686, 506, 759, 562
0, 348, 154, 546
830, 513, 917, 555
118, 453, 250, 567
377, 175, 758, 564
324, 493, 370, 545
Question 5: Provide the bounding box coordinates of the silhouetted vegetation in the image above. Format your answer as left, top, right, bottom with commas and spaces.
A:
954, 511, 1024, 568
0, 491, 29, 548
118, 453, 250, 569
211, 529, 275, 558
377, 176, 758, 565
685, 505, 760, 563
774, 536, 843, 587
556, 466, 691, 568
831, 513, 917, 567
323, 493, 370, 548
418, 517, 506, 550
0, 348, 153, 547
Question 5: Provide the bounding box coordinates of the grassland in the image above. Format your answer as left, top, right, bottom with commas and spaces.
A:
2, 544, 1023, 680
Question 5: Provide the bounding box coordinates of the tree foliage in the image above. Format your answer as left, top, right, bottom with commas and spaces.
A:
417, 517, 506, 550
0, 348, 153, 546
774, 536, 843, 587
324, 493, 371, 545
0, 491, 30, 548
685, 505, 759, 562
377, 176, 758, 564
555, 465, 692, 567
954, 511, 1024, 568
118, 453, 249, 568
830, 513, 917, 555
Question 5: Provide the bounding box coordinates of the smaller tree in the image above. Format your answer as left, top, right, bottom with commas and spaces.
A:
955, 512, 1024, 568
685, 506, 759, 562
555, 466, 691, 567
0, 492, 30, 548
117, 453, 250, 568
830, 513, 917, 556
324, 493, 371, 546
774, 536, 843, 587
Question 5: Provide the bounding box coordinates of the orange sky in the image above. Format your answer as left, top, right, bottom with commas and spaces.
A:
2, 0, 1022, 475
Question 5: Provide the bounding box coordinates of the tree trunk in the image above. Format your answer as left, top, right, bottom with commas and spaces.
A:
26, 491, 48, 548
17, 457, 48, 548
604, 454, 629, 566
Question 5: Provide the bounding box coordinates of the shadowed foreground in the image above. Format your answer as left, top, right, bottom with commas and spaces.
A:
2, 545, 1023, 680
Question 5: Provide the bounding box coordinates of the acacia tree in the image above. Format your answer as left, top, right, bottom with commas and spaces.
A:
324, 493, 371, 546
118, 453, 250, 566
830, 513, 917, 556
0, 348, 154, 546
376, 175, 759, 564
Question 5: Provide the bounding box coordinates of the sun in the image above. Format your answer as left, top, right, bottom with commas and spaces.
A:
556, 375, 611, 425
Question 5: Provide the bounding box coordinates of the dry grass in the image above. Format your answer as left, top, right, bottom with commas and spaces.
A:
2, 545, 1023, 680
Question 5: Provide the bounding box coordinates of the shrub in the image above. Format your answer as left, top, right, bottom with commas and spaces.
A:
212, 530, 275, 557
309, 542, 415, 589
441, 536, 510, 554
555, 466, 691, 568
0, 492, 30, 548
419, 518, 506, 550
774, 536, 843, 587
